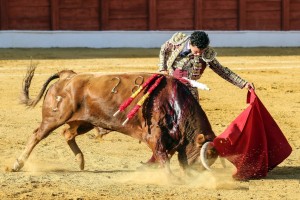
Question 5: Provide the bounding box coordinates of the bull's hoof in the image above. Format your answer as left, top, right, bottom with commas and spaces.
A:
75, 153, 84, 170
137, 155, 159, 170
10, 159, 23, 172
136, 161, 159, 171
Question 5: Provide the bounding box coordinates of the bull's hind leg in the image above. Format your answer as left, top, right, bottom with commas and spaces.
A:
11, 121, 63, 172
63, 121, 94, 170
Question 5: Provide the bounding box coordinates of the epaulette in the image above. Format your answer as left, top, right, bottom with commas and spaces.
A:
202, 47, 217, 62
169, 32, 189, 45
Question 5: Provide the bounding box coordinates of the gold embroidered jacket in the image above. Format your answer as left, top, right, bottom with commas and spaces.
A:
158, 32, 247, 88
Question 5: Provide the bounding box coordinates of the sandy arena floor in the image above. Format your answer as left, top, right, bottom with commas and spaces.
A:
0, 48, 299, 199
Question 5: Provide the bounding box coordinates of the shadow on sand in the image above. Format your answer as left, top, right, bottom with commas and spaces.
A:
267, 166, 300, 180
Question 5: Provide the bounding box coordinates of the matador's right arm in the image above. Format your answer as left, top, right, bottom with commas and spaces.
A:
202, 47, 247, 89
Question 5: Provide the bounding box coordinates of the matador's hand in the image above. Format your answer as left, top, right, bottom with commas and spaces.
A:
245, 82, 255, 90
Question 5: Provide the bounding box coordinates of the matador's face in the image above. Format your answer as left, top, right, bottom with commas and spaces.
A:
190, 44, 206, 56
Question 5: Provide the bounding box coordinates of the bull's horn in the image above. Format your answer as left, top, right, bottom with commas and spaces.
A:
200, 142, 213, 171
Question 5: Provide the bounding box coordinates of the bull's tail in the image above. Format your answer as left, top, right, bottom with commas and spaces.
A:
20, 63, 59, 108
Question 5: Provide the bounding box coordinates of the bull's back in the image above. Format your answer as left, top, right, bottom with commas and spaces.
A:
67, 72, 160, 134
85, 72, 154, 103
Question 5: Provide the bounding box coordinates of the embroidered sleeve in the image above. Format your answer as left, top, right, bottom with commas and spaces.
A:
208, 59, 247, 89
158, 42, 173, 72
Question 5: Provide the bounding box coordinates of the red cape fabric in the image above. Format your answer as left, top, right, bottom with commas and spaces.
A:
213, 89, 292, 180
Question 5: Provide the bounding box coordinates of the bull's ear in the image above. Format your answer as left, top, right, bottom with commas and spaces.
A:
195, 134, 205, 146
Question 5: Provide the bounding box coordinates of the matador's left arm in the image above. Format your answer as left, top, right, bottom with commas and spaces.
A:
202, 47, 247, 89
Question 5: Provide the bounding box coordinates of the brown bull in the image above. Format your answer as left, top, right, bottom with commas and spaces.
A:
11, 65, 218, 175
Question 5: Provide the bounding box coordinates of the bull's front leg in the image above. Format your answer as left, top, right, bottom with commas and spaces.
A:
146, 126, 179, 180
145, 126, 169, 171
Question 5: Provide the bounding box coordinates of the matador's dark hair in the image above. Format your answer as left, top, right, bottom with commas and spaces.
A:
190, 31, 210, 50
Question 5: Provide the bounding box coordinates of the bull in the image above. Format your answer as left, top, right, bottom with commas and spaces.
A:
10, 65, 218, 176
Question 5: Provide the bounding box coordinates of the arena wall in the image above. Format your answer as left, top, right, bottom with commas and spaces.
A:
1, 0, 300, 31
0, 30, 299, 48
